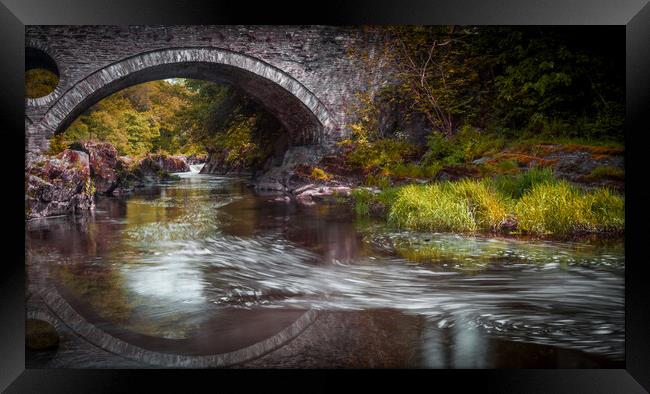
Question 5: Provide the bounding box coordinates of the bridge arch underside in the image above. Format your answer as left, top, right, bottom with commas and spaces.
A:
38, 58, 333, 151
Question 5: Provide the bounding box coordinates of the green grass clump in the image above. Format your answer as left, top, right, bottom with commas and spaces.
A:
352, 187, 399, 216
448, 179, 511, 230
515, 181, 624, 235
515, 181, 588, 235
497, 159, 520, 173
356, 175, 624, 236
351, 189, 374, 215
586, 187, 625, 232
389, 184, 476, 232
493, 166, 556, 199
388, 180, 509, 232
585, 165, 625, 181
363, 174, 392, 189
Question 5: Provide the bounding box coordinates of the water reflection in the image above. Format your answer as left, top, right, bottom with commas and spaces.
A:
26, 174, 625, 367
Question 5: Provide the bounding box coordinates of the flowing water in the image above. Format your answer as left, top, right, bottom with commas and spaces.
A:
26, 172, 625, 368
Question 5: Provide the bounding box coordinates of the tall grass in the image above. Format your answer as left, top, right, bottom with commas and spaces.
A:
388, 180, 509, 232
351, 167, 624, 236
585, 187, 625, 232
493, 166, 556, 199
448, 179, 510, 230
515, 181, 624, 235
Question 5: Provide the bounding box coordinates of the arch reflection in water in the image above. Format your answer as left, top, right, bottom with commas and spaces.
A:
26, 173, 624, 368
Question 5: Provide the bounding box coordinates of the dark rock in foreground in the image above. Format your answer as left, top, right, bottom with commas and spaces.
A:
26, 149, 95, 220
25, 141, 192, 218
69, 141, 119, 194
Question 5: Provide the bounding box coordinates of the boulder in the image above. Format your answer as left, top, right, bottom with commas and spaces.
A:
291, 183, 317, 195
499, 216, 518, 233
293, 185, 351, 205
270, 195, 291, 203
69, 141, 119, 194
151, 154, 190, 173
254, 167, 288, 192
186, 154, 208, 165
137, 155, 162, 177
199, 149, 251, 175
25, 149, 95, 220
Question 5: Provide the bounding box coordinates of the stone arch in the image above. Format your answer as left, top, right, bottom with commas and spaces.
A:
38, 47, 338, 148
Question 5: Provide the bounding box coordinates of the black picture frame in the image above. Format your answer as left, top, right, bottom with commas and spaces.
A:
2, 0, 649, 392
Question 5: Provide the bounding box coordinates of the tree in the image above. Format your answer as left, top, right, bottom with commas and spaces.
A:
383, 25, 482, 136
354, 26, 623, 141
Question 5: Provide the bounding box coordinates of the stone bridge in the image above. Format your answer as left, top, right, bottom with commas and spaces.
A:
25, 25, 394, 156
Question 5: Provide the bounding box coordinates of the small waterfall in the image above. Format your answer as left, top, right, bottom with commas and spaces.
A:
189, 163, 205, 174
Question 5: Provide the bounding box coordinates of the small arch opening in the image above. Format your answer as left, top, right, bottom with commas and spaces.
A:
25, 47, 60, 98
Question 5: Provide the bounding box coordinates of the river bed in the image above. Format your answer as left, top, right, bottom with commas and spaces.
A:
25, 172, 625, 368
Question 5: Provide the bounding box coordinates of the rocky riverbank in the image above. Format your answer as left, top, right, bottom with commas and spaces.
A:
25, 141, 200, 220
241, 141, 626, 231
26, 149, 95, 220
26, 138, 624, 229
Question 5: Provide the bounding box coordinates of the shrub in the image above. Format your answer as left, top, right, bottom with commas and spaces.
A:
423, 132, 453, 162
48, 133, 69, 155
423, 126, 506, 165
310, 167, 332, 181
25, 68, 59, 98
351, 189, 374, 215
364, 174, 391, 189
423, 162, 443, 178
347, 139, 419, 172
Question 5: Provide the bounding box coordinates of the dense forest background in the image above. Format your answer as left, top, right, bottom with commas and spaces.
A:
352, 25, 623, 141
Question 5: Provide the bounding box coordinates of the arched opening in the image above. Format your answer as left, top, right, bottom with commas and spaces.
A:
40, 48, 336, 147
25, 47, 60, 98
50, 77, 291, 179
53, 63, 324, 146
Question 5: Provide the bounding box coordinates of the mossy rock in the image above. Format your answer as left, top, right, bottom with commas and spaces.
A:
25, 319, 59, 350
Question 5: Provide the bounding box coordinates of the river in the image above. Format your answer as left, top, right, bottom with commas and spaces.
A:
25, 170, 625, 368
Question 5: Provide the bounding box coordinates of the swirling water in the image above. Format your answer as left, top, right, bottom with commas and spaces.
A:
26, 173, 624, 368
